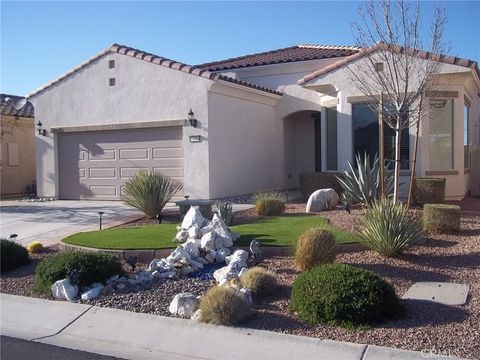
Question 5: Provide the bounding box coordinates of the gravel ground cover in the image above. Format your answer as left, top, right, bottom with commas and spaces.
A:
1, 198, 478, 358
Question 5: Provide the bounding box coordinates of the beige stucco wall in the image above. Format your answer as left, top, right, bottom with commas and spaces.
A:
0, 116, 36, 197
304, 56, 480, 199
29, 52, 214, 199
207, 84, 282, 198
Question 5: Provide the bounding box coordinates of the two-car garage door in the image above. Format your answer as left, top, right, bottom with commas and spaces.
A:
58, 127, 183, 200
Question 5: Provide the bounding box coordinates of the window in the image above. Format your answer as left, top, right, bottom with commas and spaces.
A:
108, 60, 115, 69
352, 103, 409, 169
429, 99, 454, 170
464, 102, 470, 168
108, 78, 116, 86
326, 107, 337, 170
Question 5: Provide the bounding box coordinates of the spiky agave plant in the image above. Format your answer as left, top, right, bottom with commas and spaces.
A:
336, 152, 394, 205
358, 198, 423, 257
122, 170, 182, 218
213, 201, 234, 226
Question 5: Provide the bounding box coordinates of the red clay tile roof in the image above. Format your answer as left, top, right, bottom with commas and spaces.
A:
196, 45, 361, 71
28, 44, 282, 98
298, 43, 480, 86
1, 94, 34, 118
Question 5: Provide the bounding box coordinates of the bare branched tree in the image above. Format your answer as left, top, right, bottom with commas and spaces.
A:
348, 0, 448, 202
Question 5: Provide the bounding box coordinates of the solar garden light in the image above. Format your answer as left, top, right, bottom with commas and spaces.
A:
126, 255, 137, 271
155, 213, 163, 224
98, 211, 104, 230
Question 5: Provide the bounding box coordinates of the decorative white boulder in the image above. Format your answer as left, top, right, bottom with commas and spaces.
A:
136, 271, 153, 282
80, 285, 104, 301
306, 188, 340, 212
213, 266, 239, 284
201, 214, 233, 247
191, 309, 202, 321
226, 250, 248, 270
181, 206, 204, 230
169, 293, 199, 318
174, 229, 189, 243
183, 241, 199, 258
168, 246, 191, 262
215, 248, 231, 263
188, 225, 200, 239
200, 232, 215, 251
51, 279, 78, 301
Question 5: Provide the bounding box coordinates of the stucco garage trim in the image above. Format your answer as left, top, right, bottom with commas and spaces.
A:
50, 119, 185, 133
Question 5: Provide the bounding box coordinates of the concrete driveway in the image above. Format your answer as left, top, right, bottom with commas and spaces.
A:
0, 200, 144, 246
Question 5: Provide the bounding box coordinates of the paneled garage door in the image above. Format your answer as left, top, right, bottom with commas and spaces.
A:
58, 127, 183, 200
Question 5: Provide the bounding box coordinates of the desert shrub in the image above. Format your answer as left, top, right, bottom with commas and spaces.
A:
299, 172, 343, 201
336, 152, 394, 205
414, 178, 446, 206
122, 170, 182, 218
27, 242, 43, 254
423, 204, 460, 233
294, 229, 336, 271
34, 251, 123, 296
0, 239, 30, 273
199, 286, 252, 326
254, 189, 286, 216
358, 199, 423, 257
213, 201, 234, 226
289, 263, 404, 327
240, 267, 278, 296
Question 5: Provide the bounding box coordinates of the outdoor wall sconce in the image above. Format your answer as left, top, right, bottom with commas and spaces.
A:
189, 135, 201, 143
187, 109, 198, 128
36, 121, 47, 136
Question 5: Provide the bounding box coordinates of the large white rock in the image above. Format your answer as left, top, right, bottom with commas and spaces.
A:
200, 232, 215, 251
213, 266, 239, 284
226, 250, 248, 270
80, 285, 104, 301
181, 206, 205, 230
306, 188, 340, 212
201, 214, 233, 247
174, 229, 189, 243
168, 246, 191, 262
183, 240, 199, 258
51, 279, 78, 302
169, 293, 199, 318
188, 225, 200, 239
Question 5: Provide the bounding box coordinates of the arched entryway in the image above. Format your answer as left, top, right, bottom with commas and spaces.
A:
283, 110, 321, 189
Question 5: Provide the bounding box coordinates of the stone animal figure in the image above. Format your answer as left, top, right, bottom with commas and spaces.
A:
249, 240, 263, 264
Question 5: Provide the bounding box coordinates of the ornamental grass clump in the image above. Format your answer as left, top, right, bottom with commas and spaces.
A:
0, 239, 30, 273
423, 203, 460, 233
122, 170, 182, 218
199, 286, 252, 326
294, 229, 336, 271
254, 189, 286, 216
240, 267, 278, 296
358, 198, 423, 257
289, 263, 404, 328
34, 251, 123, 296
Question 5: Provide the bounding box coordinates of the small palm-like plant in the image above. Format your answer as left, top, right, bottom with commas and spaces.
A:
122, 170, 182, 218
336, 152, 394, 205
358, 198, 423, 257
213, 201, 234, 226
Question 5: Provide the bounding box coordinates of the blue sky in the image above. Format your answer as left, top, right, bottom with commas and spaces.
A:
1, 1, 479, 96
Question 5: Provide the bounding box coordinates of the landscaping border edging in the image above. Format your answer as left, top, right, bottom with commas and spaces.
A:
59, 242, 366, 263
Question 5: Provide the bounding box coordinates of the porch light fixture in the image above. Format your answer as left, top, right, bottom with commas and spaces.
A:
187, 109, 197, 128
36, 121, 47, 136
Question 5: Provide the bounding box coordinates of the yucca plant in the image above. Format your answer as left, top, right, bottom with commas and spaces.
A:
122, 170, 182, 218
213, 201, 234, 226
358, 198, 423, 257
336, 152, 394, 205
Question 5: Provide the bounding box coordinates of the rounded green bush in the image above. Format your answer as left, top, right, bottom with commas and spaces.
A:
255, 199, 285, 216
34, 251, 123, 296
289, 263, 404, 327
295, 228, 336, 271
423, 203, 460, 233
1, 239, 30, 273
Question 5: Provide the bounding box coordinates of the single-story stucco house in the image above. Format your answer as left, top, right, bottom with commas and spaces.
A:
27, 43, 480, 201
0, 94, 36, 198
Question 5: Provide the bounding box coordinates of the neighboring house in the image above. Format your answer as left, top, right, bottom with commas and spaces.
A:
0, 94, 36, 198
27, 43, 479, 201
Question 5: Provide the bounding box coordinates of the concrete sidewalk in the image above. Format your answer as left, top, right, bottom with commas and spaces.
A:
0, 294, 464, 360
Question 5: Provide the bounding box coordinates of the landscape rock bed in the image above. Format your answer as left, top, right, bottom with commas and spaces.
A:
1, 199, 478, 358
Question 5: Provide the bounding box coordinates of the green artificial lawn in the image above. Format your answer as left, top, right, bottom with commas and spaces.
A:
62, 214, 357, 250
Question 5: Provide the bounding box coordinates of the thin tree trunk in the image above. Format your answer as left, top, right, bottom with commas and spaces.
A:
407, 98, 423, 209
379, 93, 385, 198
393, 122, 401, 202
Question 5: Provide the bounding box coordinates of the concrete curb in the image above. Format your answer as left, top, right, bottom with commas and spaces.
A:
0, 294, 464, 360
59, 242, 367, 263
